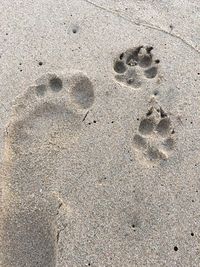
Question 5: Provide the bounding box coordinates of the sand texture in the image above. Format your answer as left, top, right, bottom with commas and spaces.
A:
0, 0, 200, 266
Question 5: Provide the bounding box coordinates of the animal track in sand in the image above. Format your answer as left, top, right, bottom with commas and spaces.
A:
113, 46, 159, 88
1, 70, 94, 267
133, 106, 175, 162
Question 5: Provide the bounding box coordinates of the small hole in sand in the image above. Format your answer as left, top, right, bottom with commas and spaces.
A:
174, 246, 178, 251
160, 108, 167, 118
153, 90, 159, 96
127, 78, 134, 85
72, 25, 79, 34
191, 232, 194, 236
119, 53, 124, 60
39, 61, 43, 66
49, 76, 63, 92
155, 59, 160, 64
146, 108, 153, 116
171, 129, 175, 134
93, 120, 96, 123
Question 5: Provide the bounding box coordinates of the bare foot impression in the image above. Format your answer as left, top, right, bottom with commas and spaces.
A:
133, 105, 175, 163
113, 46, 160, 88
1, 70, 94, 267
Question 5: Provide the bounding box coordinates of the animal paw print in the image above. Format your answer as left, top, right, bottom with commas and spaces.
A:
113, 46, 160, 88
133, 106, 175, 162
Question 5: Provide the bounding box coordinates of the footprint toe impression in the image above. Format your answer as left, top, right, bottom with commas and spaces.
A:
69, 73, 94, 109
35, 84, 47, 96
49, 76, 63, 92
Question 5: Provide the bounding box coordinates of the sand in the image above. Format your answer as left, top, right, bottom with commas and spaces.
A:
0, 0, 200, 266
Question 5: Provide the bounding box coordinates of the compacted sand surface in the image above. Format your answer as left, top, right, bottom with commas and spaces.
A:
0, 0, 200, 266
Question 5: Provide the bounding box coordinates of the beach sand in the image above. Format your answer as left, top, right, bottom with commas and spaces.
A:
0, 0, 200, 266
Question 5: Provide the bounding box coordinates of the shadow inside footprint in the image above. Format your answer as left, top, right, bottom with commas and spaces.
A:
162, 137, 175, 150
125, 47, 142, 66
133, 134, 147, 149
139, 118, 154, 135
69, 74, 94, 109
115, 68, 141, 88
156, 117, 171, 136
49, 76, 63, 92
114, 60, 127, 73
36, 84, 47, 96
147, 145, 167, 161
2, 205, 56, 267
144, 66, 158, 79
138, 47, 153, 68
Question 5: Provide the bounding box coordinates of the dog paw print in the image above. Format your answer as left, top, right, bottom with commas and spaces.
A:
113, 46, 160, 88
133, 107, 175, 162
